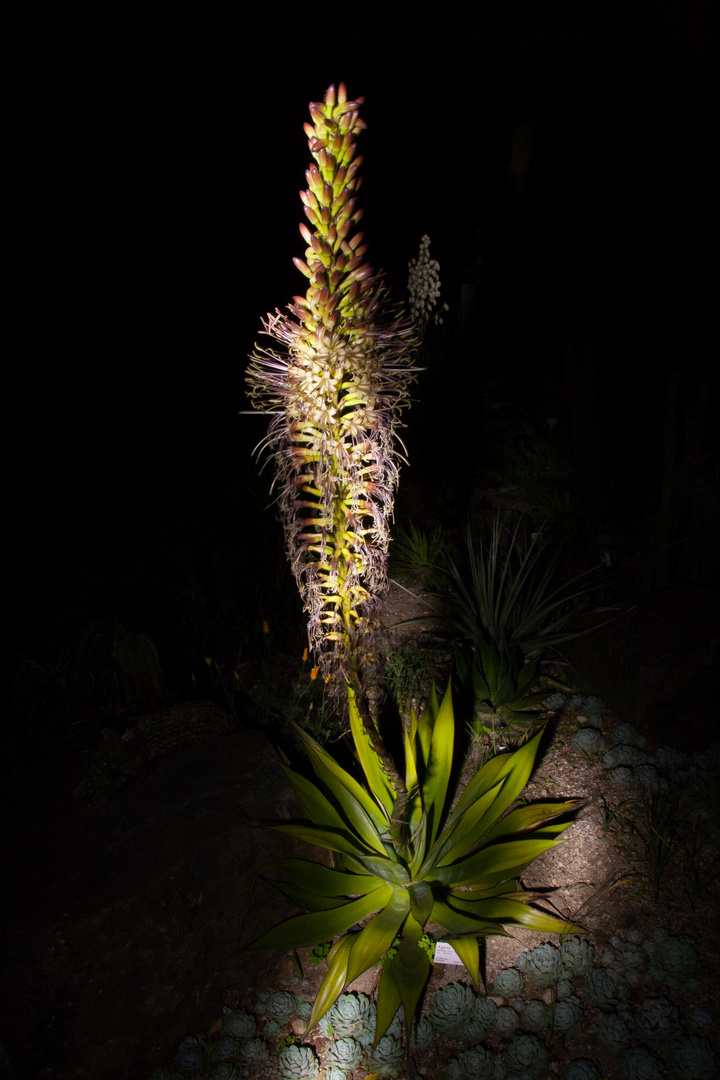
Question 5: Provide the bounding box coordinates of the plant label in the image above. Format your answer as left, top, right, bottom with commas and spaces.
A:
434, 942, 463, 965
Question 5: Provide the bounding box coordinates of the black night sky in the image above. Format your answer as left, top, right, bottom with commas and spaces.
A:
9, 1, 716, 653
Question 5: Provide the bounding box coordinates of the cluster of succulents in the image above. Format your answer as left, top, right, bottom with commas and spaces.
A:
152, 922, 717, 1080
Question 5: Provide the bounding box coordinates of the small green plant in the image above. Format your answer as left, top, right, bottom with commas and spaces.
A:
248, 681, 581, 1047
390, 521, 446, 587
405, 514, 604, 661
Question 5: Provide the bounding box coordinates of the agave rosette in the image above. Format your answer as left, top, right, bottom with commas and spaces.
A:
246, 84, 415, 685
249, 683, 582, 1045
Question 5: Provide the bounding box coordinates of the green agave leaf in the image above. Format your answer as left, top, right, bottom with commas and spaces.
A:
282, 764, 348, 832
375, 959, 401, 1048
422, 681, 455, 848
304, 933, 354, 1034
345, 887, 409, 985
259, 858, 385, 897
248, 884, 393, 950
433, 777, 505, 868
415, 682, 439, 772
446, 892, 582, 934
407, 809, 428, 876
430, 897, 512, 938
480, 800, 580, 845
348, 685, 395, 817
340, 851, 411, 886
264, 880, 354, 912
430, 836, 564, 888
408, 880, 434, 926
390, 918, 430, 1045
452, 728, 544, 835
272, 822, 380, 860
445, 935, 480, 987
293, 724, 390, 849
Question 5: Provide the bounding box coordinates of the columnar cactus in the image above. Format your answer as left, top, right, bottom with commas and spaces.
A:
246, 83, 415, 695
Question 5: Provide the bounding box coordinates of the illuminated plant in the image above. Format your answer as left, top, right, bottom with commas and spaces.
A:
246, 83, 416, 698
249, 682, 581, 1048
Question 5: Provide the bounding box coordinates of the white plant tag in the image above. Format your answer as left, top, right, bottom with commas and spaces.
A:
434, 941, 463, 965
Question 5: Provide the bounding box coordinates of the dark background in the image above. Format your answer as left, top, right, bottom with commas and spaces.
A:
8, 0, 716, 656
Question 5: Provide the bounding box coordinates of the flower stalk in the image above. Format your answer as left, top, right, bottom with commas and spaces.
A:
246, 84, 416, 703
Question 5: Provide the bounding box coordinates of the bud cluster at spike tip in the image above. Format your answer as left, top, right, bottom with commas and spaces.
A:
246, 85, 417, 691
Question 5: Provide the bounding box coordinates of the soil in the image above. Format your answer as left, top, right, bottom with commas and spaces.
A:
3, 482, 719, 1079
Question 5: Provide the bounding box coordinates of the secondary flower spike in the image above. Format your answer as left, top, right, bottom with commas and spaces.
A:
246, 84, 416, 692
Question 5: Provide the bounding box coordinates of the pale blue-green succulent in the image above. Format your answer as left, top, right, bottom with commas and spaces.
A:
667, 1034, 719, 1079
516, 942, 562, 986
368, 1030, 404, 1075
219, 1009, 256, 1039
323, 992, 372, 1037
634, 996, 680, 1048
618, 1045, 661, 1080
237, 1038, 268, 1067
409, 1017, 435, 1053
277, 1044, 320, 1080
559, 937, 595, 978
325, 1035, 362, 1074
494, 1005, 520, 1037
583, 965, 631, 1011
174, 1037, 204, 1074
258, 989, 298, 1025
503, 1034, 549, 1080
519, 999, 549, 1032
572, 728, 605, 756
596, 1010, 633, 1054
648, 935, 697, 987
448, 1045, 494, 1080
551, 996, 583, 1035
608, 723, 646, 748
215, 1035, 243, 1061
494, 968, 524, 997
565, 1061, 601, 1080
209, 1064, 240, 1080
428, 982, 476, 1035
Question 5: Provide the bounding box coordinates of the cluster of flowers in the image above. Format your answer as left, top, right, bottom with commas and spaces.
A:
407, 234, 447, 330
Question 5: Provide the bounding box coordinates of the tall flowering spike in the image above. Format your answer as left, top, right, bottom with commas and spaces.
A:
246, 85, 417, 694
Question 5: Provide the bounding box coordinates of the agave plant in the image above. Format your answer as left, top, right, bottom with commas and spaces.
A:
246, 83, 416, 695
249, 681, 581, 1047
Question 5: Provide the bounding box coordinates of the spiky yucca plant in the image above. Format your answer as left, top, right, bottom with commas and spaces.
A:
246, 84, 416, 697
